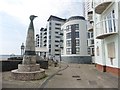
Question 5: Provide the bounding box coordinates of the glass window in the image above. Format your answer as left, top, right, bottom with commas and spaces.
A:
76, 39, 79, 46
112, 10, 116, 32
55, 23, 61, 26
55, 27, 61, 30
76, 32, 79, 38
49, 27, 51, 30
107, 13, 113, 32
88, 32, 90, 38
91, 39, 94, 44
66, 40, 71, 47
66, 48, 71, 54
105, 10, 116, 33
75, 24, 79, 30
91, 32, 93, 38
76, 47, 80, 53
66, 32, 71, 39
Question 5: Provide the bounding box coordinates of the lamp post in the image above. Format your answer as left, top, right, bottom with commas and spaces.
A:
21, 43, 25, 57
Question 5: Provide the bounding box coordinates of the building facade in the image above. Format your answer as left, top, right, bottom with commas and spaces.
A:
47, 15, 66, 59
94, 0, 120, 76
61, 16, 91, 63
35, 28, 48, 58
84, 0, 95, 63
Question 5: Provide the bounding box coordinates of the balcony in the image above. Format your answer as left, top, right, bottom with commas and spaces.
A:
95, 19, 118, 39
87, 22, 94, 32
95, 0, 112, 14
88, 11, 93, 21
87, 38, 94, 47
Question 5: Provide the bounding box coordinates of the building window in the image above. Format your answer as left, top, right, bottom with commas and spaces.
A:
66, 48, 71, 54
66, 40, 71, 47
75, 32, 79, 38
55, 23, 61, 26
76, 39, 79, 46
55, 36, 59, 38
55, 49, 59, 51
55, 27, 61, 30
107, 42, 115, 58
88, 47, 90, 55
66, 32, 71, 39
49, 27, 51, 30
91, 39, 94, 44
49, 22, 51, 26
76, 47, 80, 53
91, 32, 93, 38
75, 24, 79, 30
55, 40, 59, 42
88, 32, 90, 38
55, 31, 59, 34
97, 46, 99, 56
107, 13, 113, 32
104, 9, 116, 33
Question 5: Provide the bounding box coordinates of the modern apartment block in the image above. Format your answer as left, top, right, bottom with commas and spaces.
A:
35, 28, 48, 58
47, 15, 66, 59
94, 0, 120, 76
61, 16, 91, 63
84, 0, 95, 63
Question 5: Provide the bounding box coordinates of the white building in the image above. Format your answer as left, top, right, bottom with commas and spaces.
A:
47, 15, 66, 59
84, 0, 95, 63
94, 0, 120, 76
61, 16, 91, 63
35, 28, 48, 58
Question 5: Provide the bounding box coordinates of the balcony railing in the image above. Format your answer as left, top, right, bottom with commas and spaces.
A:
95, 19, 118, 39
88, 11, 93, 21
88, 38, 94, 47
95, 0, 112, 14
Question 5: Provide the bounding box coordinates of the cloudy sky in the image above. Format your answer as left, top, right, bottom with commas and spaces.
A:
0, 0, 84, 55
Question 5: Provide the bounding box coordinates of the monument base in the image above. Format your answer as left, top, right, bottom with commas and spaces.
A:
11, 64, 46, 81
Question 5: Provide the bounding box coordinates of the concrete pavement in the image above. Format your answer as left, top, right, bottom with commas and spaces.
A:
1, 62, 119, 89
44, 63, 118, 88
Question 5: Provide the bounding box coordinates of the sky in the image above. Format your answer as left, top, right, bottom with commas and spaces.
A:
0, 0, 84, 55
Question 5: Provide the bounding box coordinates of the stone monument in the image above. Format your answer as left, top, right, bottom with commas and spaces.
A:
11, 15, 45, 81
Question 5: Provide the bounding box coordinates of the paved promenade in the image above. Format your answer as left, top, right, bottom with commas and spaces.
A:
1, 62, 119, 89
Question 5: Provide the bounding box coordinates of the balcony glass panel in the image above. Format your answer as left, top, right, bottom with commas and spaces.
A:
95, 18, 118, 39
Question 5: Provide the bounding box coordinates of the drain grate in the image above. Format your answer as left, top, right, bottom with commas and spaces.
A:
72, 75, 80, 78
76, 78, 81, 80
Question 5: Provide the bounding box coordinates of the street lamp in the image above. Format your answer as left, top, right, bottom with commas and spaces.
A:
21, 43, 25, 57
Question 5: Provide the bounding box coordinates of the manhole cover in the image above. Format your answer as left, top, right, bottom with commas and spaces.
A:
72, 75, 80, 78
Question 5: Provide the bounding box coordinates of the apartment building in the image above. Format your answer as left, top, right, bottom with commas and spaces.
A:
61, 16, 91, 63
47, 15, 66, 59
94, 0, 120, 76
84, 0, 95, 63
35, 28, 48, 58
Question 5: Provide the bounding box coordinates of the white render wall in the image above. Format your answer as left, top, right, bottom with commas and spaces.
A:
62, 19, 88, 56
118, 1, 120, 68
94, 1, 119, 68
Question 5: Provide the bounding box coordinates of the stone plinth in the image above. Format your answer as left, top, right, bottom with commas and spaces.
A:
11, 68, 45, 81
18, 64, 40, 72
11, 64, 46, 81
